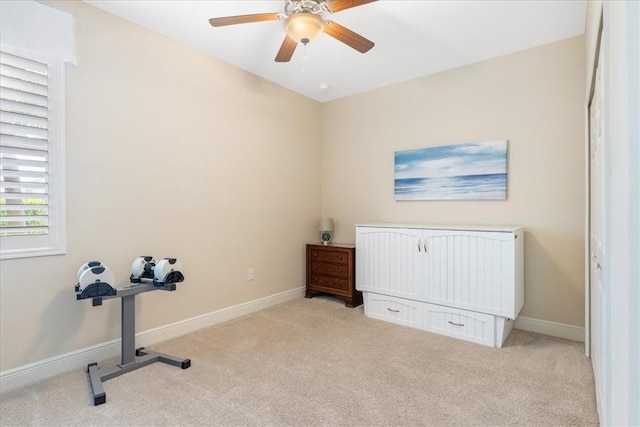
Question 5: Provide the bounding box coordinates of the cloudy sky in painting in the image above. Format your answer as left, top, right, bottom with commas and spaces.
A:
395, 140, 507, 179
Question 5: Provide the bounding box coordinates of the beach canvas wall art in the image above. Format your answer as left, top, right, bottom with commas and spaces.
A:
394, 140, 508, 200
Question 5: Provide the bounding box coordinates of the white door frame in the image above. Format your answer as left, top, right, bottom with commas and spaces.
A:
585, 11, 604, 360
587, 17, 605, 419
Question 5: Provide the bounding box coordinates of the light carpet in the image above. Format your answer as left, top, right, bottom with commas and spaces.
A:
0, 296, 598, 426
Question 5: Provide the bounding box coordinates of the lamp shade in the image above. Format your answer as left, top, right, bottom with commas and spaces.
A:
318, 218, 334, 232
284, 13, 325, 44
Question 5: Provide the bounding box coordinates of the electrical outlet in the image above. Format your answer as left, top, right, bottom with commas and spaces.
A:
248, 268, 255, 281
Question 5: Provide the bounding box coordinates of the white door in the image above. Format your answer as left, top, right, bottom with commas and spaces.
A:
422, 229, 516, 318
589, 43, 606, 413
355, 227, 422, 298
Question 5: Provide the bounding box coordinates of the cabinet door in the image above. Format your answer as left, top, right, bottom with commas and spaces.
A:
356, 227, 422, 299
422, 229, 516, 317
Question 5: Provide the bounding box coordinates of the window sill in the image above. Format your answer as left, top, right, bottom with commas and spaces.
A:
0, 248, 66, 260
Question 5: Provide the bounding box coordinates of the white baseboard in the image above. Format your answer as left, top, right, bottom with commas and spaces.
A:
514, 316, 585, 342
0, 287, 305, 394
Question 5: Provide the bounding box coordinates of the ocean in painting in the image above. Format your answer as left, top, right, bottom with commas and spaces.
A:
394, 140, 508, 200
394, 173, 507, 200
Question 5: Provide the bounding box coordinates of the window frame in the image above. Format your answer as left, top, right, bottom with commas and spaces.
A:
1, 43, 66, 260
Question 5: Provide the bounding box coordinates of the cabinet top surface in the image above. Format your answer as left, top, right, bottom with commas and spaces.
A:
307, 243, 355, 249
356, 223, 524, 233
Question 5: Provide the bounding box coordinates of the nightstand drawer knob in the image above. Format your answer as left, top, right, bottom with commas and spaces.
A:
386, 308, 400, 313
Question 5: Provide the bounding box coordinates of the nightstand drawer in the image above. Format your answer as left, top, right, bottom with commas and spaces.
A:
310, 275, 349, 292
309, 249, 349, 264
311, 261, 349, 278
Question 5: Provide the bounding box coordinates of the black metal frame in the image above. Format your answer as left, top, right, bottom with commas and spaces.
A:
84, 283, 191, 405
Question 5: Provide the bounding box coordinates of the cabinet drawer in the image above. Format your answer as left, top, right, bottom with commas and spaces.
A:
309, 249, 349, 264
311, 261, 349, 278
310, 275, 349, 292
363, 292, 424, 330
423, 303, 495, 347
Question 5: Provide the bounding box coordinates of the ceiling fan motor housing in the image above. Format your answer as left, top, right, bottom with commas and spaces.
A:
285, 0, 328, 17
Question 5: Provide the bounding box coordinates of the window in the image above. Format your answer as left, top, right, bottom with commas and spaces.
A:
0, 45, 66, 259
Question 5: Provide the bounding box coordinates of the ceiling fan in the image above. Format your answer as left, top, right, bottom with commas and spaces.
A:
208, 0, 377, 62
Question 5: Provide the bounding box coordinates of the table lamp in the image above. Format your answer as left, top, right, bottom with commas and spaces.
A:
318, 218, 334, 245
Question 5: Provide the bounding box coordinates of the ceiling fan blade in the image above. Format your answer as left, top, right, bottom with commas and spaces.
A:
324, 21, 374, 53
325, 0, 377, 13
275, 35, 298, 62
208, 13, 280, 27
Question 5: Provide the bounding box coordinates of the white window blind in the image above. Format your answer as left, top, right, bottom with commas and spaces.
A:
1, 50, 50, 237
0, 44, 65, 259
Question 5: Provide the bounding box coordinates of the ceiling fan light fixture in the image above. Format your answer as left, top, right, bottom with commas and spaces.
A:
284, 13, 325, 44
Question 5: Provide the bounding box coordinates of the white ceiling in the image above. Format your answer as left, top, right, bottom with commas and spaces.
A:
84, 0, 587, 102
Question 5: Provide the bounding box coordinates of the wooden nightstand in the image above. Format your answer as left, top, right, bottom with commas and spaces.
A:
305, 243, 362, 308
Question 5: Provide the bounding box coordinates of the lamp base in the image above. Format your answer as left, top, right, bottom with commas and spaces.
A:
320, 231, 332, 246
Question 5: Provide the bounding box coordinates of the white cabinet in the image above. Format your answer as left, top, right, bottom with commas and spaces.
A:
356, 224, 524, 347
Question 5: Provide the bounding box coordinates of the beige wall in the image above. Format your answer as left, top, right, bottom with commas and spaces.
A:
320, 36, 586, 327
0, 1, 321, 371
